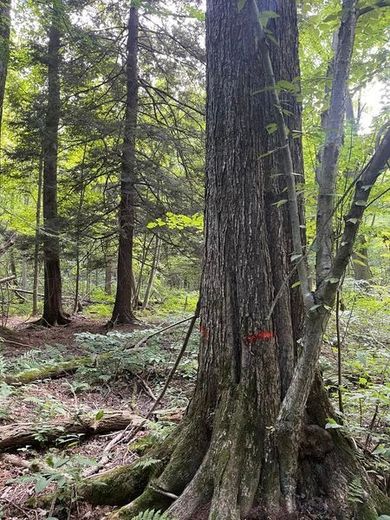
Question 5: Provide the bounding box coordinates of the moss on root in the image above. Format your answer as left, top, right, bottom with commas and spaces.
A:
79, 463, 155, 506
109, 486, 173, 519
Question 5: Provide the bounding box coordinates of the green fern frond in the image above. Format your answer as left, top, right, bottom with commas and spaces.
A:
132, 457, 162, 470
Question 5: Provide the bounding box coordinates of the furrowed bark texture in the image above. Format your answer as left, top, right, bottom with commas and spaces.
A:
111, 4, 138, 325
41, 1, 69, 326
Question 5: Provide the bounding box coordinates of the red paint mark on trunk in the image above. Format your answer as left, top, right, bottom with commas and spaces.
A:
200, 324, 209, 339
244, 330, 274, 344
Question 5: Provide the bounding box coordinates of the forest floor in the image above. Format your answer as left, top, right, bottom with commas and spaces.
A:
0, 284, 389, 520
0, 314, 197, 519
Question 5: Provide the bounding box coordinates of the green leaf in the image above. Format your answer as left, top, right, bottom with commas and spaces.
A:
35, 476, 49, 493
266, 122, 278, 135
259, 10, 279, 28
95, 410, 104, 421
291, 281, 301, 289
237, 0, 247, 11
323, 12, 340, 22
272, 199, 288, 208
325, 418, 343, 429
327, 277, 339, 284
291, 253, 302, 262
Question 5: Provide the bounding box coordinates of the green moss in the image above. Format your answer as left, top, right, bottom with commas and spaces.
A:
80, 463, 154, 506
109, 487, 172, 519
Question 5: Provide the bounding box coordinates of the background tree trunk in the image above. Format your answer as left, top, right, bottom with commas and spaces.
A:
142, 236, 160, 309
352, 235, 372, 281
41, 1, 69, 326
0, 0, 10, 146
32, 153, 43, 315
110, 3, 139, 325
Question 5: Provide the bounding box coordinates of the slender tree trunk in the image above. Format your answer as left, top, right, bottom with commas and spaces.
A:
0, 0, 10, 148
104, 243, 113, 296
315, 0, 358, 285
110, 3, 139, 325
345, 92, 372, 282
41, 1, 69, 326
134, 234, 153, 308
74, 147, 87, 313
142, 236, 160, 309
32, 153, 43, 315
352, 235, 372, 281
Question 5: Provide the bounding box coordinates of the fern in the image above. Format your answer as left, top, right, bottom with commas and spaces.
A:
347, 477, 364, 504
133, 457, 162, 470
0, 354, 6, 376
131, 509, 171, 520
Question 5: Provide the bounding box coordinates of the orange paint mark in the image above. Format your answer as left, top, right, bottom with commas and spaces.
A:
199, 324, 209, 339
244, 330, 274, 344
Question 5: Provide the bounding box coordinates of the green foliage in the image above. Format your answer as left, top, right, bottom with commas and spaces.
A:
147, 212, 203, 232
129, 421, 175, 455
13, 452, 96, 495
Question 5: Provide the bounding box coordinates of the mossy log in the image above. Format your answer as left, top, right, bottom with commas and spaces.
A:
2, 346, 148, 385
0, 410, 148, 450
3, 355, 96, 385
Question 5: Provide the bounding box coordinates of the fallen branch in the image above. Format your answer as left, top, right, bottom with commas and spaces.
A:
0, 234, 16, 257
0, 410, 149, 451
0, 275, 16, 284
127, 314, 195, 349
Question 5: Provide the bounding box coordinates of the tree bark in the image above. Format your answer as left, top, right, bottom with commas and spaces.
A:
41, 0, 69, 326
110, 3, 139, 325
142, 236, 160, 309
0, 0, 10, 146
32, 153, 43, 315
315, 0, 358, 285
352, 235, 372, 281
104, 244, 113, 296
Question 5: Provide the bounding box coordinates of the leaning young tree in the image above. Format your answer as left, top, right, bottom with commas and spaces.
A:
78, 1, 390, 518
40, 0, 69, 326
110, 1, 139, 325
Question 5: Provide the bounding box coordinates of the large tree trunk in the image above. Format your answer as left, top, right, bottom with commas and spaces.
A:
110, 4, 139, 325
41, 1, 69, 326
0, 0, 10, 145
83, 2, 389, 519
